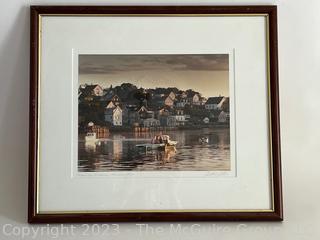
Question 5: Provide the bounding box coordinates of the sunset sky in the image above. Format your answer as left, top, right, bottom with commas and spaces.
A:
79, 54, 229, 97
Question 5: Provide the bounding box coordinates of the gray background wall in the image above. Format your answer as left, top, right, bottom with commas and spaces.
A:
0, 0, 319, 239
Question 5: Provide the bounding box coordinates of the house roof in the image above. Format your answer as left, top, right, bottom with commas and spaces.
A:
79, 84, 101, 97
105, 100, 116, 108
205, 97, 224, 104
103, 91, 120, 101
105, 105, 122, 114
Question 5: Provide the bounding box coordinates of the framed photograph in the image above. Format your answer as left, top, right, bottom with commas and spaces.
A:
29, 5, 282, 223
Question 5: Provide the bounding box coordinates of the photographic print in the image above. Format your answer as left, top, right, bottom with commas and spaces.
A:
78, 54, 230, 172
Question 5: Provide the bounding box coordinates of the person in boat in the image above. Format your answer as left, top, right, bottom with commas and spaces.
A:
163, 136, 168, 144
152, 135, 160, 144
152, 135, 167, 144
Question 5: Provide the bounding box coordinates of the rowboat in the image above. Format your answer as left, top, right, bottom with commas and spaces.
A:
136, 135, 178, 151
136, 143, 166, 150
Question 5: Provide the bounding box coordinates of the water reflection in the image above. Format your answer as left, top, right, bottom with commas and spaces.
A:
79, 128, 230, 171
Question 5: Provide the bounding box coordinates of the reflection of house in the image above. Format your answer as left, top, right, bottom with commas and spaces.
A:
143, 118, 160, 127
105, 139, 123, 161
205, 97, 226, 110
105, 106, 122, 126
112, 140, 122, 161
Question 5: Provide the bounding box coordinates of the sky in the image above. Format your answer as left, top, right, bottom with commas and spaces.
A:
79, 54, 229, 97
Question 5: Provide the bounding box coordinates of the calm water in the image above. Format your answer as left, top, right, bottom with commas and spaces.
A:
78, 128, 230, 171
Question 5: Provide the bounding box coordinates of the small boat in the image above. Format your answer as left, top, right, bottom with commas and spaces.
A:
199, 136, 209, 144
136, 143, 166, 150
160, 135, 178, 146
136, 135, 178, 151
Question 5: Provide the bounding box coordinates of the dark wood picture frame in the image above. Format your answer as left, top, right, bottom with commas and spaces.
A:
29, 5, 282, 223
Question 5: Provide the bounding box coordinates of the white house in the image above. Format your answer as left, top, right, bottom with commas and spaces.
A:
105, 106, 122, 126
168, 91, 176, 100
164, 95, 174, 107
188, 93, 201, 105
218, 111, 228, 123
91, 85, 104, 96
167, 115, 187, 126
205, 97, 226, 110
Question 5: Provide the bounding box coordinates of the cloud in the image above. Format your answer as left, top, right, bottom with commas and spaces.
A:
79, 54, 228, 75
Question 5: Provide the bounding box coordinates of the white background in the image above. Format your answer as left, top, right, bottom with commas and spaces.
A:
0, 0, 319, 239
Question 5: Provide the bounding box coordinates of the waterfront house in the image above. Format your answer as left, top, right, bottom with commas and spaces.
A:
221, 97, 230, 112
188, 93, 201, 105
176, 97, 188, 108
218, 111, 228, 123
166, 115, 187, 126
179, 91, 188, 99
156, 106, 172, 120
151, 95, 174, 108
166, 116, 177, 127
105, 101, 116, 109
168, 91, 176, 101
164, 95, 174, 107
137, 106, 155, 119
159, 115, 168, 126
104, 105, 123, 126
205, 97, 226, 110
103, 92, 121, 106
124, 106, 140, 125
200, 97, 208, 105
143, 118, 160, 127
174, 115, 187, 126
158, 106, 171, 116
176, 108, 184, 116
79, 84, 104, 101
